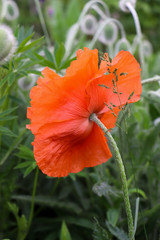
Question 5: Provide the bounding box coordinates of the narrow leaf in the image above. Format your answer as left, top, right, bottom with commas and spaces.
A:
0, 126, 17, 137
60, 221, 72, 240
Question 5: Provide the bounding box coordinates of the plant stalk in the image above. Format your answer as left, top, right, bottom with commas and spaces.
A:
142, 75, 160, 85
90, 113, 135, 240
27, 167, 39, 232
34, 0, 51, 47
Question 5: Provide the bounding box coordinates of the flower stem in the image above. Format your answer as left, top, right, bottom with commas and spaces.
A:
142, 75, 160, 85
28, 167, 39, 232
90, 113, 135, 240
126, 2, 145, 77
34, 0, 51, 47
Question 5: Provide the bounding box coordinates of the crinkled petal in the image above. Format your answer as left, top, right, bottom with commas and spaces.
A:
27, 48, 100, 135
100, 107, 120, 130
86, 50, 142, 116
65, 47, 98, 81
33, 124, 112, 177
99, 50, 142, 108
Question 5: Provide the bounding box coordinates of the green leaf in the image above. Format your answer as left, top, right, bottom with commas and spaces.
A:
26, 69, 42, 75
0, 96, 6, 105
17, 36, 44, 53
15, 145, 36, 177
0, 74, 8, 89
0, 106, 17, 118
23, 162, 37, 177
14, 161, 34, 169
0, 115, 17, 121
8, 72, 15, 86
107, 208, 119, 226
55, 43, 65, 67
17, 26, 25, 44
44, 47, 54, 62
93, 218, 111, 240
17, 32, 34, 52
34, 53, 56, 69
129, 188, 147, 199
17, 214, 28, 240
16, 145, 34, 160
105, 221, 129, 240
8, 202, 19, 216
0, 126, 17, 137
60, 221, 72, 240
8, 202, 28, 240
12, 195, 82, 214
0, 129, 27, 166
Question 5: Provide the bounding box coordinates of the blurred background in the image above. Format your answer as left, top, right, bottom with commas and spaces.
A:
0, 0, 160, 240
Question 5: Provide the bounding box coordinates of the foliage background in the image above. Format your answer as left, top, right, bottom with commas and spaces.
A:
0, 0, 160, 240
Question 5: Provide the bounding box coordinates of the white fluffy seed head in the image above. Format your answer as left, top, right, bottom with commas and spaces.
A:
0, 24, 17, 65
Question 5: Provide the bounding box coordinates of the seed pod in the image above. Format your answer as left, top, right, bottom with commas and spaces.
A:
0, 24, 17, 65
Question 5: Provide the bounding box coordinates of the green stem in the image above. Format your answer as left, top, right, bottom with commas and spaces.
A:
27, 167, 39, 232
34, 0, 51, 47
90, 113, 135, 240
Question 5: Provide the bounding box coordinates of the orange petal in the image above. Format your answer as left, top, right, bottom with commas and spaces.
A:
98, 50, 142, 109
65, 47, 99, 80
33, 124, 112, 177
27, 48, 100, 135
100, 107, 120, 130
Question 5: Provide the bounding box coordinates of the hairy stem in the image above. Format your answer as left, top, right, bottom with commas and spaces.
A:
142, 75, 160, 85
90, 113, 135, 240
126, 2, 145, 77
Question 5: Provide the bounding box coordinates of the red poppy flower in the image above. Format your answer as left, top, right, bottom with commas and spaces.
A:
27, 47, 142, 177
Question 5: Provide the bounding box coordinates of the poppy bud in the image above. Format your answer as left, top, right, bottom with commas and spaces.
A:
98, 21, 118, 45
0, 24, 17, 65
2, 0, 19, 21
18, 74, 37, 91
115, 38, 131, 54
80, 14, 98, 35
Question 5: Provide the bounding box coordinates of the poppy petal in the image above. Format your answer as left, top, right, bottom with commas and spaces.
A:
100, 107, 120, 130
86, 51, 141, 117
28, 49, 100, 135
65, 47, 98, 80
33, 124, 112, 177
99, 50, 142, 108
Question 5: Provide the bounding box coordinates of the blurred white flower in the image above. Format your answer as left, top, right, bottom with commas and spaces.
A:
0, 24, 17, 65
